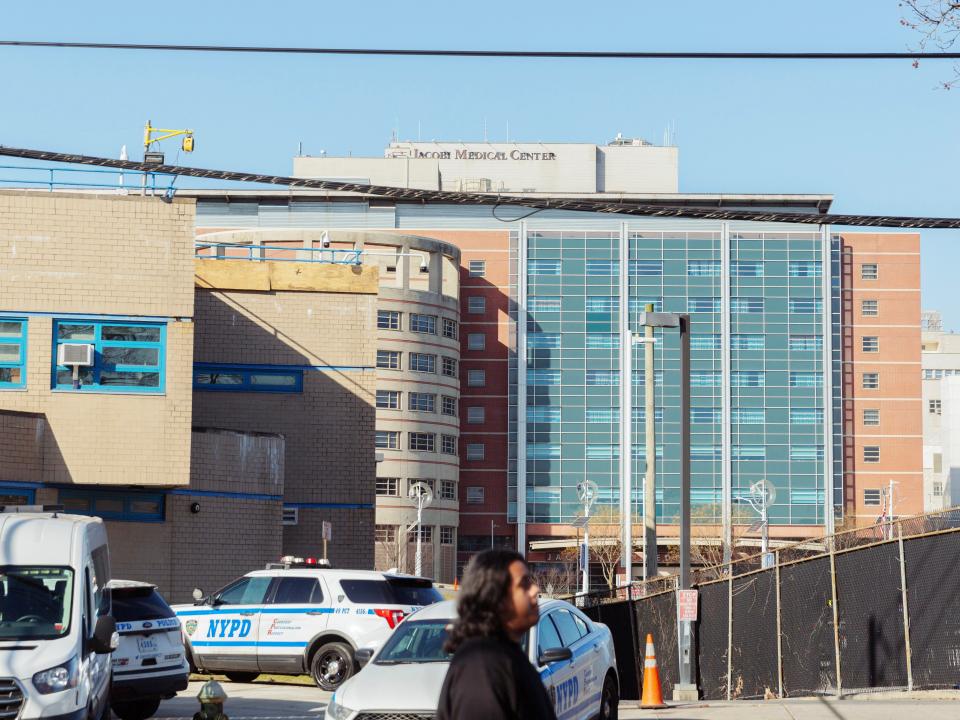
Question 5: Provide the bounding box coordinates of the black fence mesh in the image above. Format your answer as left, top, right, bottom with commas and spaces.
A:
561, 521, 960, 702
729, 570, 778, 699
635, 591, 678, 700
594, 599, 641, 700
696, 580, 728, 700
835, 542, 907, 691
779, 556, 836, 696
904, 533, 960, 688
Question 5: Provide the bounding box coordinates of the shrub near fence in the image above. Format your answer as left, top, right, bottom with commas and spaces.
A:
569, 508, 960, 701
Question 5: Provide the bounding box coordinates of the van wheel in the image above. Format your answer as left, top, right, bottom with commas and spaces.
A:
310, 641, 355, 691
111, 698, 161, 720
599, 673, 619, 720
224, 672, 259, 683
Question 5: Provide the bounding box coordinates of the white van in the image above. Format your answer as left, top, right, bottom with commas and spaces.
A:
0, 507, 117, 720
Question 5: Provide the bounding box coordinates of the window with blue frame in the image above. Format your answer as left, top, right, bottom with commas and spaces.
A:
732, 334, 765, 350
688, 298, 720, 313
58, 489, 164, 522
630, 260, 663, 276
0, 487, 35, 505
691, 334, 721, 350
732, 371, 765, 387
788, 261, 822, 277
731, 261, 764, 277
529, 260, 562, 275
53, 320, 165, 393
731, 297, 764, 314
194, 364, 304, 392
0, 319, 26, 389
586, 296, 617, 312
585, 260, 618, 276
687, 260, 721, 277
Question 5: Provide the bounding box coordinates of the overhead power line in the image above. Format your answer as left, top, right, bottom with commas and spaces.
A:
1, 39, 959, 60
0, 144, 958, 229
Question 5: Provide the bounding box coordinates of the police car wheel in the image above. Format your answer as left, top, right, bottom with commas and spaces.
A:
599, 674, 618, 720
310, 641, 355, 691
111, 698, 161, 720
224, 672, 260, 683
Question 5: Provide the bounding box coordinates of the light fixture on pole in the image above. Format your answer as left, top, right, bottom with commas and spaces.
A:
737, 479, 777, 569
576, 480, 599, 596
635, 310, 696, 701
408, 481, 434, 577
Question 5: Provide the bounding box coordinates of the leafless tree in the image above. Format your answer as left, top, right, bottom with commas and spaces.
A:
901, 0, 960, 87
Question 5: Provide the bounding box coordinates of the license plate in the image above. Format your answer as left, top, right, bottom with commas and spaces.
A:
137, 637, 159, 655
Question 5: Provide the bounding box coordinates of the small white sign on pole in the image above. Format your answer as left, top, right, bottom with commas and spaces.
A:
322, 521, 332, 542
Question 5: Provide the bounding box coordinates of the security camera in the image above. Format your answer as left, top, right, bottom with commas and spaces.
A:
420, 263, 429, 273
322, 238, 331, 248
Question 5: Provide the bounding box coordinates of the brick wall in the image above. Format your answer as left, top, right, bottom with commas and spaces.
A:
0, 193, 195, 487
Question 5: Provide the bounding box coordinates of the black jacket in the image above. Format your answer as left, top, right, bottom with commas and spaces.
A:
436, 635, 557, 720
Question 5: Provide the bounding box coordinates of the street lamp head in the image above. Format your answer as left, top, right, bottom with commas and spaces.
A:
637, 311, 682, 328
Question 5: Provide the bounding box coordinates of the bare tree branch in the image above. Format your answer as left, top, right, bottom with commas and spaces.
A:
901, 0, 960, 87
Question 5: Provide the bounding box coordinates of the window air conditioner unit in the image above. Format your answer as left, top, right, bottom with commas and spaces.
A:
57, 343, 95, 366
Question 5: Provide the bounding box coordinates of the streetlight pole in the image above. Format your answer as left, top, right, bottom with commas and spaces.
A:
644, 305, 657, 579
636, 311, 696, 700
490, 520, 498, 549
578, 480, 598, 596
408, 482, 434, 578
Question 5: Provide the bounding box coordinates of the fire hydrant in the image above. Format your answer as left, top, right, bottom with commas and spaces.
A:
193, 678, 228, 720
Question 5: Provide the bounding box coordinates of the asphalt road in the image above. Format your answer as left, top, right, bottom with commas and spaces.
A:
157, 681, 960, 720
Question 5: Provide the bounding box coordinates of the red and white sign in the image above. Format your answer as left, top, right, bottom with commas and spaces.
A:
677, 589, 699, 622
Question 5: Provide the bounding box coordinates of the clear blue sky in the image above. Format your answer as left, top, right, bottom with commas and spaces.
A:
2, 1, 958, 325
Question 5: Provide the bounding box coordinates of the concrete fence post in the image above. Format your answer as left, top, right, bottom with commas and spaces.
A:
897, 524, 914, 691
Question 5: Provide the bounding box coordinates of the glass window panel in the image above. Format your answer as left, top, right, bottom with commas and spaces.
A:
56, 367, 93, 385
57, 324, 95, 341
250, 373, 298, 386
0, 345, 20, 363
128, 498, 162, 515
94, 497, 124, 514
101, 347, 160, 367
630, 260, 663, 276
528, 333, 561, 349
0, 322, 23, 338
195, 372, 243, 385
99, 371, 160, 387
732, 335, 765, 350
101, 325, 161, 342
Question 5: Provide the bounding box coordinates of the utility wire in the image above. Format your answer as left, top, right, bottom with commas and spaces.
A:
0, 39, 959, 60
1, 144, 959, 229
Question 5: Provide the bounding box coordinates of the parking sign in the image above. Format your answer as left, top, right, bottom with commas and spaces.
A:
678, 589, 699, 621
322, 521, 332, 541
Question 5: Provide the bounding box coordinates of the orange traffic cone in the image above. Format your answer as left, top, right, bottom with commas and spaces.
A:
640, 633, 668, 709
453, 578, 459, 590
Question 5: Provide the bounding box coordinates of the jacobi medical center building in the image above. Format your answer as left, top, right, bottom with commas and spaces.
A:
0, 137, 922, 589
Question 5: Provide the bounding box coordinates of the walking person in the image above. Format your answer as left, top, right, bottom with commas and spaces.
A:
437, 549, 557, 720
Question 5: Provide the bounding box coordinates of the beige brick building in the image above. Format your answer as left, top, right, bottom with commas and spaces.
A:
0, 192, 381, 601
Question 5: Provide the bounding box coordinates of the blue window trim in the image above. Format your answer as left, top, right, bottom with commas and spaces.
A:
194, 363, 304, 393
51, 319, 166, 394
0, 318, 26, 389
58, 488, 165, 523
0, 485, 35, 504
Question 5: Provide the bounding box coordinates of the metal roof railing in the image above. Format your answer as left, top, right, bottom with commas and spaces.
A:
195, 242, 363, 265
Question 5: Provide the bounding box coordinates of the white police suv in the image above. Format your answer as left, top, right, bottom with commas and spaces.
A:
325, 598, 619, 720
173, 560, 441, 690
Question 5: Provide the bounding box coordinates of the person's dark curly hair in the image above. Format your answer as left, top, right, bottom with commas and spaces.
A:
444, 549, 525, 653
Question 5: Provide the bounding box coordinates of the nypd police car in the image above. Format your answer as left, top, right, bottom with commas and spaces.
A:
325, 598, 619, 720
173, 560, 441, 690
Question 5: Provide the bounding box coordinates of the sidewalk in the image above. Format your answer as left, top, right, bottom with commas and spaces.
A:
619, 691, 960, 720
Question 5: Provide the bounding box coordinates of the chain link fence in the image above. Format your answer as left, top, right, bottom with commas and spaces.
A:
570, 508, 960, 700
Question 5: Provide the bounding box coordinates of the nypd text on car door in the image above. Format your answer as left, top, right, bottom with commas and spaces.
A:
539, 608, 600, 720
183, 575, 271, 672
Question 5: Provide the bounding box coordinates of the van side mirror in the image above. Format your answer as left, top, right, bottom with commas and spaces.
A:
355, 647, 374, 667
91, 616, 118, 655
538, 647, 572, 665
192, 588, 204, 604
